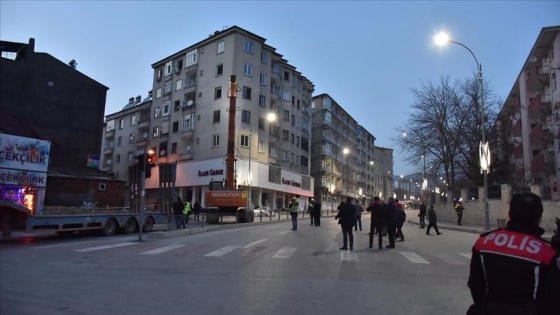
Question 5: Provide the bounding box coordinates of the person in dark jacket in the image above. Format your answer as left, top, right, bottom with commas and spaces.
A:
313, 200, 321, 226
426, 205, 442, 235
467, 192, 560, 315
335, 196, 356, 250
384, 197, 398, 248
173, 197, 185, 229
395, 199, 406, 242
193, 201, 202, 222
418, 202, 426, 228
367, 196, 385, 249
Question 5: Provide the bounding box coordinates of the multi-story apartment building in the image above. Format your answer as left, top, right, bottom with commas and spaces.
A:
309, 93, 393, 210
494, 25, 560, 193
101, 26, 315, 210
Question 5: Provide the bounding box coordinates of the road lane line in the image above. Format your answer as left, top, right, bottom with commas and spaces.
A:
243, 239, 267, 249
400, 251, 430, 264
279, 231, 291, 235
340, 251, 359, 261
140, 244, 185, 255
272, 247, 297, 259
204, 245, 240, 257
75, 242, 137, 252
460, 253, 472, 259
435, 253, 465, 265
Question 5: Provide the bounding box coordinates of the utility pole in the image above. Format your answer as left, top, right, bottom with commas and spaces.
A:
226, 75, 237, 190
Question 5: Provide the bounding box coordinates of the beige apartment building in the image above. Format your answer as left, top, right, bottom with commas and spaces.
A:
101, 26, 315, 210
494, 25, 560, 196
310, 94, 393, 211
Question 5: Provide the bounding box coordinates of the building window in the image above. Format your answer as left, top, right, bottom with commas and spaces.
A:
244, 40, 254, 54
243, 63, 253, 76
130, 115, 137, 126
176, 79, 182, 91
156, 88, 162, 99
162, 101, 170, 116
129, 133, 135, 144
163, 81, 171, 95
119, 119, 124, 129
186, 49, 197, 66
258, 118, 265, 130
283, 110, 289, 121
117, 136, 122, 146
282, 130, 289, 141
213, 110, 220, 123
216, 64, 223, 76
215, 87, 222, 99
153, 127, 159, 138
176, 59, 183, 70
260, 73, 267, 86
128, 152, 134, 162
243, 86, 252, 100
284, 71, 290, 82
271, 85, 281, 95
217, 40, 224, 54
282, 91, 291, 101
212, 135, 220, 147
172, 121, 179, 133
171, 142, 177, 154
241, 110, 250, 124
259, 95, 266, 108
161, 120, 169, 135
174, 100, 181, 111
116, 154, 121, 163
182, 113, 194, 131
281, 150, 288, 161
165, 61, 172, 76
240, 134, 249, 147
258, 141, 264, 152
154, 107, 161, 118
291, 114, 295, 125
261, 51, 268, 64
290, 133, 295, 144
156, 69, 162, 80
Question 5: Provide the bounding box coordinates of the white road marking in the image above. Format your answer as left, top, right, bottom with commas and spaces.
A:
400, 251, 430, 264
279, 231, 292, 235
435, 253, 465, 265
140, 244, 185, 255
460, 253, 472, 259
75, 242, 137, 252
204, 245, 240, 257
243, 239, 267, 249
272, 247, 297, 259
340, 251, 359, 261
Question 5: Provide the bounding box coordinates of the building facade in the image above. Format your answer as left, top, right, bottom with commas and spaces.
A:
101, 26, 315, 210
494, 26, 560, 195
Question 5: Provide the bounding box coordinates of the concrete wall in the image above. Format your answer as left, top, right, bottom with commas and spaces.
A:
433, 185, 559, 232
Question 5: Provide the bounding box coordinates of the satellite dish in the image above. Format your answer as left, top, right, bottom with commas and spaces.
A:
143, 132, 148, 138
187, 100, 194, 106
186, 145, 192, 152
160, 150, 166, 156
529, 56, 537, 63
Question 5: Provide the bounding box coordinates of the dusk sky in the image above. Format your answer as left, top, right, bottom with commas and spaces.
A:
2, 1, 559, 176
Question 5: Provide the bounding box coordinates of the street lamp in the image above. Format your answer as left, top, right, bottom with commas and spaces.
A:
343, 148, 350, 197
435, 31, 490, 230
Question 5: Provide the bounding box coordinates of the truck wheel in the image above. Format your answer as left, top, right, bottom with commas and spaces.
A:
122, 217, 137, 234
101, 218, 118, 236
143, 216, 154, 232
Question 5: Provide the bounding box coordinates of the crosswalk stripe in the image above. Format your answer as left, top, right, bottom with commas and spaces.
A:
340, 251, 359, 261
75, 242, 137, 252
243, 239, 267, 249
204, 245, 240, 257
273, 247, 297, 259
460, 253, 472, 259
400, 251, 430, 264
140, 244, 185, 255
435, 253, 465, 265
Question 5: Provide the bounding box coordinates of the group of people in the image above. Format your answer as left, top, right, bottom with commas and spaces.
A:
172, 197, 202, 229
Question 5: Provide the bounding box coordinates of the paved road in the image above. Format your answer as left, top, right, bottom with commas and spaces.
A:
1, 213, 479, 315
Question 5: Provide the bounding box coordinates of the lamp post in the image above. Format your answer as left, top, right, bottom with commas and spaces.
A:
343, 148, 350, 197
435, 32, 490, 230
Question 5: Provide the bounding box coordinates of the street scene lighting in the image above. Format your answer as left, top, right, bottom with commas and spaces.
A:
434, 31, 490, 230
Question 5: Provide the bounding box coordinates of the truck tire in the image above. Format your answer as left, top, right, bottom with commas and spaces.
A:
143, 216, 154, 232
121, 217, 138, 234
101, 218, 118, 236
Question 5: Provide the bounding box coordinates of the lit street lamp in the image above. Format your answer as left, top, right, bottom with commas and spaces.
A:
435, 32, 490, 230
343, 148, 350, 197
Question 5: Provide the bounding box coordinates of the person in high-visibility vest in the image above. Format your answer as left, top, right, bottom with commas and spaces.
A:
289, 196, 299, 231
183, 200, 192, 224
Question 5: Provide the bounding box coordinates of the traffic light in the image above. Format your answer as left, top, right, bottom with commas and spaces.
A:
137, 154, 146, 171
145, 151, 156, 178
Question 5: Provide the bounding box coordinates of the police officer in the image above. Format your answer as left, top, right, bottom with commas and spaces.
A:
467, 192, 560, 315
183, 200, 192, 224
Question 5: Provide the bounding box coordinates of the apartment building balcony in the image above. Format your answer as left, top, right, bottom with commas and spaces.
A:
178, 152, 193, 161
103, 145, 114, 154
526, 65, 550, 94
137, 116, 150, 130
104, 129, 115, 138
512, 118, 522, 137
528, 93, 552, 120
180, 129, 194, 139
182, 100, 196, 111
513, 142, 523, 159
136, 135, 149, 145
531, 153, 545, 174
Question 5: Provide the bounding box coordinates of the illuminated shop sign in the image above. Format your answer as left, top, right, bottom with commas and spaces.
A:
0, 134, 51, 172
0, 169, 48, 187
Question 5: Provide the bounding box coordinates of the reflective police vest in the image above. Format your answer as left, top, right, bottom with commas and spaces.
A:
290, 201, 299, 213
183, 202, 192, 215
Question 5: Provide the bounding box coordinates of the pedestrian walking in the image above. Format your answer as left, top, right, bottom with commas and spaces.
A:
454, 200, 464, 226
335, 196, 356, 250
308, 199, 315, 226
289, 196, 299, 231
384, 197, 398, 248
193, 200, 202, 222
313, 200, 321, 226
173, 197, 185, 229
418, 202, 426, 228
367, 196, 385, 249
354, 199, 364, 231
467, 192, 560, 315
395, 199, 406, 242
183, 200, 192, 224
426, 205, 442, 235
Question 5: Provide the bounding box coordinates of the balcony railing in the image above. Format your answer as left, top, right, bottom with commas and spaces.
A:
526, 65, 550, 94
531, 153, 545, 174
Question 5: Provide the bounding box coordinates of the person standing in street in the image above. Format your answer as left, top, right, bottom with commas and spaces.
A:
173, 197, 185, 229
426, 204, 442, 235
308, 199, 315, 226
384, 197, 398, 248
467, 192, 560, 315
313, 200, 321, 226
354, 199, 364, 231
193, 200, 202, 222
418, 202, 426, 228
454, 200, 464, 226
335, 196, 356, 250
289, 196, 299, 231
183, 200, 192, 224
367, 196, 385, 249
395, 199, 406, 242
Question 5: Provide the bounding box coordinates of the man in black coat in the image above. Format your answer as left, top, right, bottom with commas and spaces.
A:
313, 200, 321, 226
385, 197, 398, 248
335, 196, 356, 250
173, 197, 185, 229
418, 202, 426, 228
367, 196, 385, 249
